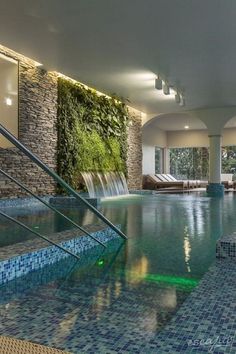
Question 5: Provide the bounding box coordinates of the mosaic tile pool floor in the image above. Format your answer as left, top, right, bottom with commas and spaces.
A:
1, 194, 236, 353
0, 257, 235, 353
0, 243, 189, 353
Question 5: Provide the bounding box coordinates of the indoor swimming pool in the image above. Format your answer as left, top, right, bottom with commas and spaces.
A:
0, 192, 235, 352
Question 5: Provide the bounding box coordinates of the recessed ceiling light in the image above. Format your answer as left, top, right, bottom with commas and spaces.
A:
184, 125, 189, 129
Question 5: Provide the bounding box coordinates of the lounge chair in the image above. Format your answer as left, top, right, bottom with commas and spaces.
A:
160, 174, 200, 188
221, 174, 234, 189
143, 174, 189, 190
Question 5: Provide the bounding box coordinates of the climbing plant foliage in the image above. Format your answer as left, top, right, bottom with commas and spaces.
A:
57, 78, 130, 189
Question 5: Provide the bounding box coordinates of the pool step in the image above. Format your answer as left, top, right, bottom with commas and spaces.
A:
216, 233, 236, 261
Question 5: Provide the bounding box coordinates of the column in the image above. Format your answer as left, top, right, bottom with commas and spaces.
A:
206, 134, 224, 196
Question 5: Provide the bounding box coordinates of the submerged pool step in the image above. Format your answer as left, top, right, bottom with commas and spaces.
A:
0, 225, 121, 285
216, 233, 236, 261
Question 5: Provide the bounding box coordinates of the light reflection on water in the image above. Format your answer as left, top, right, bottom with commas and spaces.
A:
1, 193, 236, 350
1, 193, 236, 278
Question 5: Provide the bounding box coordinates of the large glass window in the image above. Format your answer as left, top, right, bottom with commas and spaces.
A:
222, 146, 236, 175
155, 147, 164, 173
170, 147, 209, 180
0, 53, 18, 148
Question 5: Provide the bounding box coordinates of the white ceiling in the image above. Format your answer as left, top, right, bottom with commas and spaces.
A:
1, 0, 236, 117
146, 113, 236, 131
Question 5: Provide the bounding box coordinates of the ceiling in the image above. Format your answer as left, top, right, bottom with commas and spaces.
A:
1, 0, 236, 117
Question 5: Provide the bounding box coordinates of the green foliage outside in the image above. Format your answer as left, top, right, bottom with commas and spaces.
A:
222, 146, 236, 177
170, 146, 236, 180
155, 147, 163, 173
57, 78, 129, 190
170, 147, 209, 180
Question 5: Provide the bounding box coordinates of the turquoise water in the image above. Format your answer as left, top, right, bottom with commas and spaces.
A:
0, 193, 235, 352
1, 192, 236, 278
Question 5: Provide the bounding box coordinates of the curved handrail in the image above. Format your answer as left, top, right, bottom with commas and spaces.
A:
0, 123, 127, 240
0, 211, 80, 261
0, 168, 106, 248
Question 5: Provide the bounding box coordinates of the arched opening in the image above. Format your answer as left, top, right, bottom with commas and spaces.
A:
221, 116, 236, 176
142, 112, 208, 180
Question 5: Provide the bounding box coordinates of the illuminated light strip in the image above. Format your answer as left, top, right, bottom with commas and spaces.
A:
144, 273, 199, 287
0, 44, 42, 66
54, 72, 115, 100
0, 52, 17, 64
0, 43, 145, 114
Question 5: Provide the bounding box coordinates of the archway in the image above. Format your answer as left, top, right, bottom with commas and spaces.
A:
142, 112, 208, 178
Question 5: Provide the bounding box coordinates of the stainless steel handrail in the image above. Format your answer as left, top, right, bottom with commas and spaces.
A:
0, 168, 106, 248
0, 211, 80, 261
0, 123, 127, 240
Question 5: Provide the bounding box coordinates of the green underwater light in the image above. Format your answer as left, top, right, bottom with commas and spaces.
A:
144, 273, 199, 289
97, 259, 105, 267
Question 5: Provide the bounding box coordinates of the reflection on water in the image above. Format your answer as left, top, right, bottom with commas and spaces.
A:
1, 193, 236, 279
2, 193, 235, 351
0, 194, 236, 353
184, 226, 191, 273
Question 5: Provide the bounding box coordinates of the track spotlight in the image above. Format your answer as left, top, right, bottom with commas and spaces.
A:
179, 94, 185, 106
155, 76, 162, 90
175, 92, 180, 103
163, 82, 170, 95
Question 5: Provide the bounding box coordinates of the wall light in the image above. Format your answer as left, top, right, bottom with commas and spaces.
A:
184, 125, 189, 129
5, 97, 12, 106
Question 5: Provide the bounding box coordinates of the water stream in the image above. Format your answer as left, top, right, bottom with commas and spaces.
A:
81, 171, 129, 197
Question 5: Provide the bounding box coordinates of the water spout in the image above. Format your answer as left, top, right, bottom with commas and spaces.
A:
81, 172, 129, 198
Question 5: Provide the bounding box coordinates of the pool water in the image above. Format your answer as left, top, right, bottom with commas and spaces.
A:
0, 193, 235, 352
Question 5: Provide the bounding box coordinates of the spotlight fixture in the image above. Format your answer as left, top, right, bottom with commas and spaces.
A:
179, 94, 185, 106
175, 92, 180, 103
163, 82, 170, 95
155, 76, 162, 90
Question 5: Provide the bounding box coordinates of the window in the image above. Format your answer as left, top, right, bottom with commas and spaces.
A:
222, 146, 236, 175
170, 147, 209, 180
155, 147, 164, 173
0, 53, 18, 148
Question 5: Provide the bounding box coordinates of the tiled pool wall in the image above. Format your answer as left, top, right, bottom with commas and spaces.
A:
0, 226, 121, 285
0, 237, 122, 305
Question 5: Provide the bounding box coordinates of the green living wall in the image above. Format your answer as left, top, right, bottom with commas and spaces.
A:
57, 78, 129, 190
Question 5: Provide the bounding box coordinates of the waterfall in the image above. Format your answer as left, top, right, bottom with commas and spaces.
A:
81, 172, 129, 198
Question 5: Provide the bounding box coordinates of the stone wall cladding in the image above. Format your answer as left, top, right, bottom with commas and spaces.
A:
0, 46, 58, 198
0, 45, 143, 197
127, 109, 143, 189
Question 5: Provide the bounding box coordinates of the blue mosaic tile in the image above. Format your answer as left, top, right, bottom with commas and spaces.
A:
216, 233, 236, 261
0, 226, 121, 285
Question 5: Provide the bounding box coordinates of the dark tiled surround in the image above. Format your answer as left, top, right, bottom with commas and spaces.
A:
49, 196, 98, 208
216, 233, 236, 260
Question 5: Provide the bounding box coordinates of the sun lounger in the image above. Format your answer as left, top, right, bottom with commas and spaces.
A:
156, 174, 199, 188
221, 173, 233, 189
143, 175, 189, 190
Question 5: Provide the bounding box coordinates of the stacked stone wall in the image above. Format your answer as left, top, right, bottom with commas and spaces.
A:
127, 109, 143, 189
0, 46, 58, 198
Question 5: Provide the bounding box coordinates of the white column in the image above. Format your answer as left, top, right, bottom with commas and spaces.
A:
208, 135, 222, 183
163, 148, 170, 174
